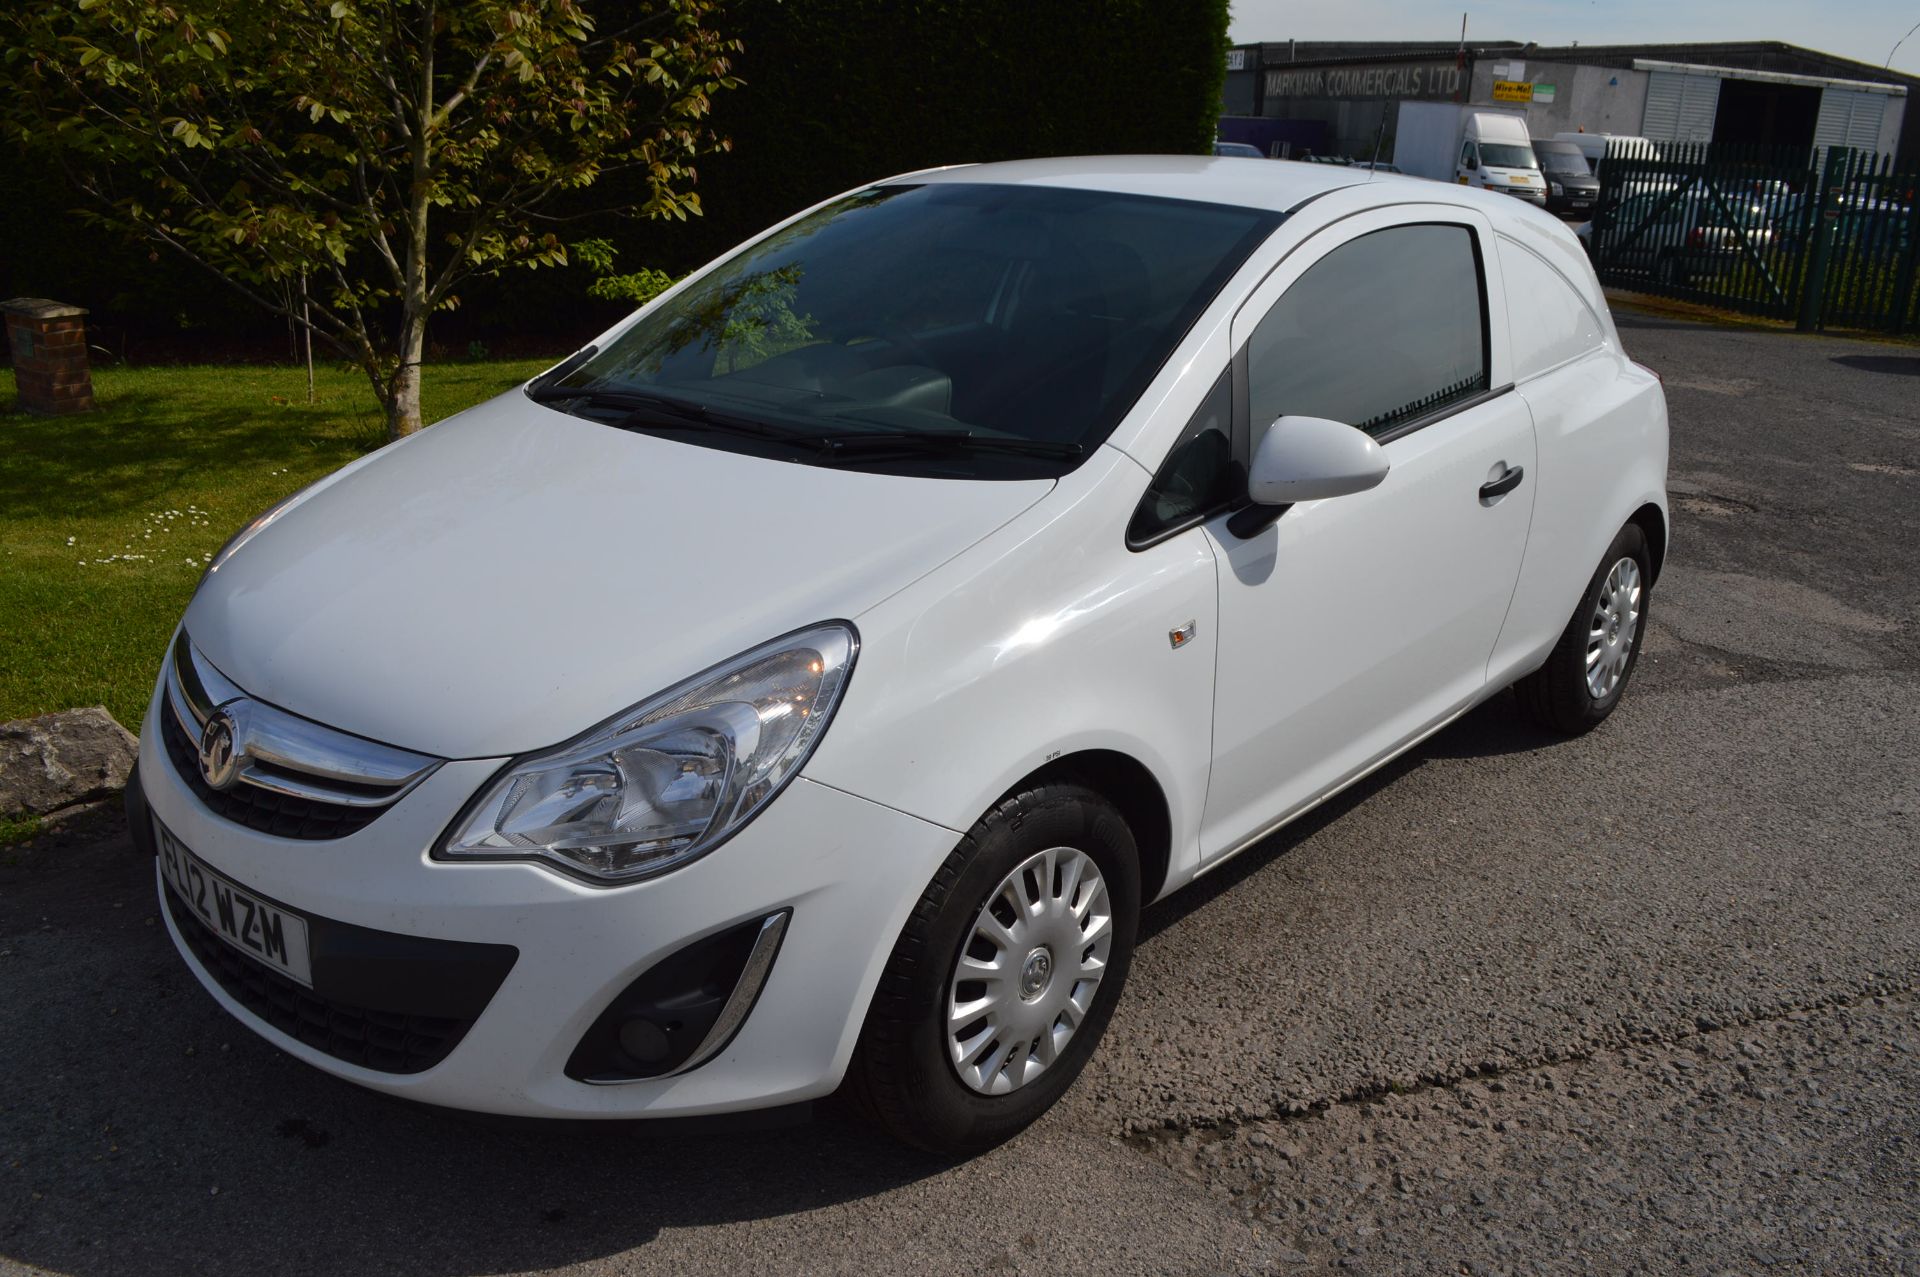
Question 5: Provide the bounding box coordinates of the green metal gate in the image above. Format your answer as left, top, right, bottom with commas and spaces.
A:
1588, 141, 1920, 334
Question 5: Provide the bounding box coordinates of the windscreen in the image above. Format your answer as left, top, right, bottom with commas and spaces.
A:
550, 184, 1281, 477
1537, 145, 1591, 176
1479, 144, 1539, 170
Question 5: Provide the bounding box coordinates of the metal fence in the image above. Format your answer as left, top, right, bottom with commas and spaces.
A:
1587, 141, 1920, 334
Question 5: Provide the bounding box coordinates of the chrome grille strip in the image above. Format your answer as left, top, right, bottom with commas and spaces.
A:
167, 632, 442, 809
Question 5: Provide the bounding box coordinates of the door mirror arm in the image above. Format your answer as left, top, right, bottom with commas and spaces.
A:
1226, 501, 1291, 539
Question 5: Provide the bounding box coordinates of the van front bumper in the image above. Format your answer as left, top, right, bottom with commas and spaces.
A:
136, 692, 958, 1118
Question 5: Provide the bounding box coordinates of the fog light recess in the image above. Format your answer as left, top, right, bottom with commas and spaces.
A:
566, 911, 790, 1083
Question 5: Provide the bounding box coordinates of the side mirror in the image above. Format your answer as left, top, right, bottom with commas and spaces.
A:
1229, 416, 1387, 538
1248, 414, 1389, 504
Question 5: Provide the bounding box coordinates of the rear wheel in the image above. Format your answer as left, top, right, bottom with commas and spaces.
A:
848, 781, 1139, 1155
1516, 522, 1652, 735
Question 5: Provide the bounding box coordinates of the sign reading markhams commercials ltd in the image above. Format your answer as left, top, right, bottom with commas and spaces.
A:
1265, 60, 1469, 102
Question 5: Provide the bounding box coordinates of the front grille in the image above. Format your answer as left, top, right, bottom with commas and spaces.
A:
161, 697, 383, 840
165, 883, 485, 1074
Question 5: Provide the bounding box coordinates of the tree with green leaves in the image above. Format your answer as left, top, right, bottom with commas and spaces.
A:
2, 0, 738, 438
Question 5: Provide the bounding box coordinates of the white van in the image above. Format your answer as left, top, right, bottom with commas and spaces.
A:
1552, 132, 1661, 176
1394, 103, 1546, 206
132, 157, 1667, 1155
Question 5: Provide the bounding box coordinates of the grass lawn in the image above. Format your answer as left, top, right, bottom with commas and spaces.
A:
1, 358, 555, 729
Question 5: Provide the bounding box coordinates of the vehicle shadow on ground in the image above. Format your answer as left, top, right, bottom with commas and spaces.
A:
0, 694, 1560, 1277
1138, 691, 1559, 945
1829, 353, 1920, 377
0, 808, 952, 1277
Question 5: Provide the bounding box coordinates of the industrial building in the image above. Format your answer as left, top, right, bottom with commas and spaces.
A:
1219, 40, 1917, 167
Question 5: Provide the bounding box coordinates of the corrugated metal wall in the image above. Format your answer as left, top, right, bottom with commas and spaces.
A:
1642, 70, 1721, 143
1813, 90, 1888, 152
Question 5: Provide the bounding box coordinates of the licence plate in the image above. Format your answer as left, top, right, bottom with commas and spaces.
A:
157, 822, 314, 986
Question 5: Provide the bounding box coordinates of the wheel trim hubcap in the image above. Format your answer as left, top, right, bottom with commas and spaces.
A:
1019, 948, 1053, 999
1585, 556, 1643, 700
947, 846, 1113, 1096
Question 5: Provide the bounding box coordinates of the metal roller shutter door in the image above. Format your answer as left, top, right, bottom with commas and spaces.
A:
1813, 89, 1887, 153
1643, 71, 1721, 143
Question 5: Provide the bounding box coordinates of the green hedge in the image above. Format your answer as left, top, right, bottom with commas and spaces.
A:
629, 0, 1231, 270
0, 0, 1230, 352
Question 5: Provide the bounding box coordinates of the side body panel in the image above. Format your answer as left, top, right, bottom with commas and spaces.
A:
809, 184, 1661, 905
1489, 360, 1667, 685
1198, 203, 1538, 859
1200, 398, 1536, 858
1487, 227, 1669, 686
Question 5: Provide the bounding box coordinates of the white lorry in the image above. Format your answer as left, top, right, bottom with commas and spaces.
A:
1392, 102, 1545, 206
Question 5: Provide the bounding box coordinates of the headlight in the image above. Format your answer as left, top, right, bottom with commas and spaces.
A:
438, 623, 858, 884
1550, 181, 1564, 196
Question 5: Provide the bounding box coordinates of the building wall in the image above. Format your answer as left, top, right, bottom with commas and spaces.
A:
1232, 43, 1911, 163
1262, 96, 1396, 158
1222, 68, 1257, 116
1466, 62, 1652, 139
1874, 98, 1905, 157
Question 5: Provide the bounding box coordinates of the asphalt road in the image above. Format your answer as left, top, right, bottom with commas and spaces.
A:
3, 310, 1917, 1276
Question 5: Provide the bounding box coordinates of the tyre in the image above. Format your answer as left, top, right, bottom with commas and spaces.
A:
1516, 522, 1652, 735
848, 780, 1140, 1155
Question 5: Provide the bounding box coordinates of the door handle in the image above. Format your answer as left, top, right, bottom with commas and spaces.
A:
1479, 465, 1525, 501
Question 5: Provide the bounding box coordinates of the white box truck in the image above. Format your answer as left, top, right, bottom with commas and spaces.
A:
1392, 102, 1546, 206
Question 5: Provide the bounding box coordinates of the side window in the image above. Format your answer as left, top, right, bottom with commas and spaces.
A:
1497, 237, 1606, 378
1461, 141, 1476, 168
1246, 223, 1488, 442
1128, 370, 1234, 545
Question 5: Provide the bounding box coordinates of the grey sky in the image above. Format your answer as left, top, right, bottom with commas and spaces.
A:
1227, 0, 1920, 77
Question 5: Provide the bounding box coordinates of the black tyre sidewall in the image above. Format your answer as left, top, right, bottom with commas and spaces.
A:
1562, 523, 1652, 725
857, 784, 1140, 1155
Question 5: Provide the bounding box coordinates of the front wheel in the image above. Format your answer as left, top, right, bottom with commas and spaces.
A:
848, 781, 1140, 1155
1515, 522, 1652, 735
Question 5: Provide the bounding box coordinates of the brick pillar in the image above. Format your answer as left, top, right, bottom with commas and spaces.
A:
3, 298, 94, 415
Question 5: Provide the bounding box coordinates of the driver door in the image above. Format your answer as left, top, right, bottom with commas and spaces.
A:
1199, 206, 1537, 859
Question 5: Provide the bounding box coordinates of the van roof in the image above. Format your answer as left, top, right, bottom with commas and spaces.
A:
894, 155, 1367, 215
889, 154, 1562, 225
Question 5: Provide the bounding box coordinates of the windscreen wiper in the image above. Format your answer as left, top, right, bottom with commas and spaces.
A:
812, 430, 1085, 461
527, 385, 831, 452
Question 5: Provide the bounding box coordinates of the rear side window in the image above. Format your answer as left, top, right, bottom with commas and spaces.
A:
1497, 237, 1606, 378
1247, 223, 1489, 441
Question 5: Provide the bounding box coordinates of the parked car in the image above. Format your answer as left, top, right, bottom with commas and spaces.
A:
132, 157, 1668, 1156
1533, 139, 1602, 217
1212, 140, 1266, 159
1588, 188, 1776, 284
1351, 160, 1403, 174
1720, 177, 1795, 208
1767, 190, 1913, 255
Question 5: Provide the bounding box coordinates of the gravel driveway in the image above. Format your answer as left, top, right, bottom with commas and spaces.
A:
3, 309, 1916, 1275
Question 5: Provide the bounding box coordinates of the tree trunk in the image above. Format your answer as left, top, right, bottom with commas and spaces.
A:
390, 16, 436, 443
387, 307, 426, 440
